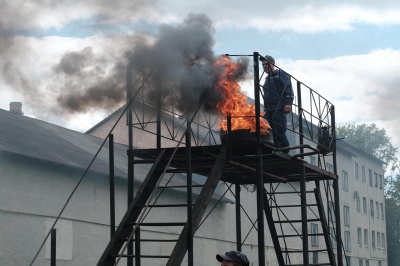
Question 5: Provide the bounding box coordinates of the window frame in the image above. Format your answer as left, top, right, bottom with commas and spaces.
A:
354, 162, 359, 181
344, 231, 351, 251
370, 199, 374, 217
310, 223, 319, 246
361, 165, 366, 183
364, 229, 368, 246
363, 197, 367, 215
342, 170, 349, 191
343, 205, 350, 226
369, 169, 373, 187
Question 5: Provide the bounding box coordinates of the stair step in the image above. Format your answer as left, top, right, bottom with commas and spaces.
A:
276, 233, 324, 238
273, 218, 320, 223
265, 190, 315, 195
111, 254, 170, 258
282, 249, 328, 253
131, 239, 178, 242
136, 204, 193, 208
268, 203, 318, 208
289, 264, 332, 266
157, 185, 204, 189
135, 222, 186, 227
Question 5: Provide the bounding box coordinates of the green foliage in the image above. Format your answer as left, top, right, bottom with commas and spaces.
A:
337, 123, 398, 171
386, 193, 400, 266
337, 123, 400, 266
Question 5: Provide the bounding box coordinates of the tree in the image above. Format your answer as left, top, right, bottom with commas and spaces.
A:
337, 123, 398, 171
386, 174, 400, 266
337, 123, 400, 266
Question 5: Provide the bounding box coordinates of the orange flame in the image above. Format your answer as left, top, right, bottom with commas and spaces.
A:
215, 56, 270, 135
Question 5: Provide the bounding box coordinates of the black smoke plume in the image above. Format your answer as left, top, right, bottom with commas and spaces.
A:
55, 13, 249, 115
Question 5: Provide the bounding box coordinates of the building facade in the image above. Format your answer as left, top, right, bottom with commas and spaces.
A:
0, 103, 388, 265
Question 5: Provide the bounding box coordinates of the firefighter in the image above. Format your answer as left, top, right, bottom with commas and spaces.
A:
260, 55, 294, 150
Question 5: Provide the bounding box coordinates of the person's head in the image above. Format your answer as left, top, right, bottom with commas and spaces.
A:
260, 54, 275, 75
216, 250, 250, 266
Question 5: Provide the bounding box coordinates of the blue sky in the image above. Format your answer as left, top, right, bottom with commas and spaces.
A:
1, 0, 400, 159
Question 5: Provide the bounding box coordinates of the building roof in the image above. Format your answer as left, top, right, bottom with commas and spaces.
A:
0, 108, 232, 203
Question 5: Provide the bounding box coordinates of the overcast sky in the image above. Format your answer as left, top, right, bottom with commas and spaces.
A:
1, 0, 400, 152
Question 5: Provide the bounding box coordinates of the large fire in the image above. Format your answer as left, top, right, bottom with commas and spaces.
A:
215, 56, 270, 135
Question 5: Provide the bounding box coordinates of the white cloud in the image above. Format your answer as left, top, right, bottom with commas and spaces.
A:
3, 1, 400, 34
275, 48, 400, 149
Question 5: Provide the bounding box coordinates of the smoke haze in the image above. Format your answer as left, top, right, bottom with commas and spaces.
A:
52, 13, 248, 115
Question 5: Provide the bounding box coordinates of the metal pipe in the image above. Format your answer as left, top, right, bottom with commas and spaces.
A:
300, 165, 309, 265
186, 119, 193, 266
331, 105, 343, 266
227, 114, 232, 157
235, 184, 242, 251
109, 134, 115, 238
254, 51, 265, 266
126, 61, 134, 266
51, 228, 56, 266
135, 227, 141, 266
296, 81, 304, 155
227, 160, 286, 183
156, 81, 162, 149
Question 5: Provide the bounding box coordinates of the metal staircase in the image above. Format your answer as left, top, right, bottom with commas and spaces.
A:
97, 146, 227, 266
263, 180, 336, 266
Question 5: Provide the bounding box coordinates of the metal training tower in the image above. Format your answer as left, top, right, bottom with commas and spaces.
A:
97, 52, 343, 266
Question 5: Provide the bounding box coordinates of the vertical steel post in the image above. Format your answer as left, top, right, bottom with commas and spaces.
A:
186, 119, 193, 266
126, 62, 134, 266
331, 105, 343, 266
297, 80, 309, 265
156, 81, 162, 149
135, 227, 141, 266
51, 228, 56, 266
300, 164, 309, 265
235, 184, 242, 251
227, 114, 232, 157
296, 81, 304, 154
253, 52, 265, 266
109, 134, 115, 238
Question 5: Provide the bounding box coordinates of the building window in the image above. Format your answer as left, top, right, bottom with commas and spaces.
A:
354, 162, 359, 181
361, 165, 366, 183
376, 201, 380, 219
326, 163, 333, 173
377, 232, 381, 249
378, 261, 382, 266
345, 255, 352, 266
359, 258, 363, 266
369, 169, 373, 186
342, 170, 349, 191
330, 226, 336, 248
312, 251, 318, 264
366, 260, 369, 266
310, 223, 319, 246
380, 203, 384, 220
328, 201, 335, 223
344, 231, 351, 251
379, 174, 383, 189
344, 206, 350, 226
363, 197, 367, 214
372, 230, 376, 249
382, 233, 385, 249
374, 172, 378, 187
370, 200, 374, 217
308, 156, 316, 165
364, 229, 368, 246
357, 227, 362, 246
356, 192, 360, 212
